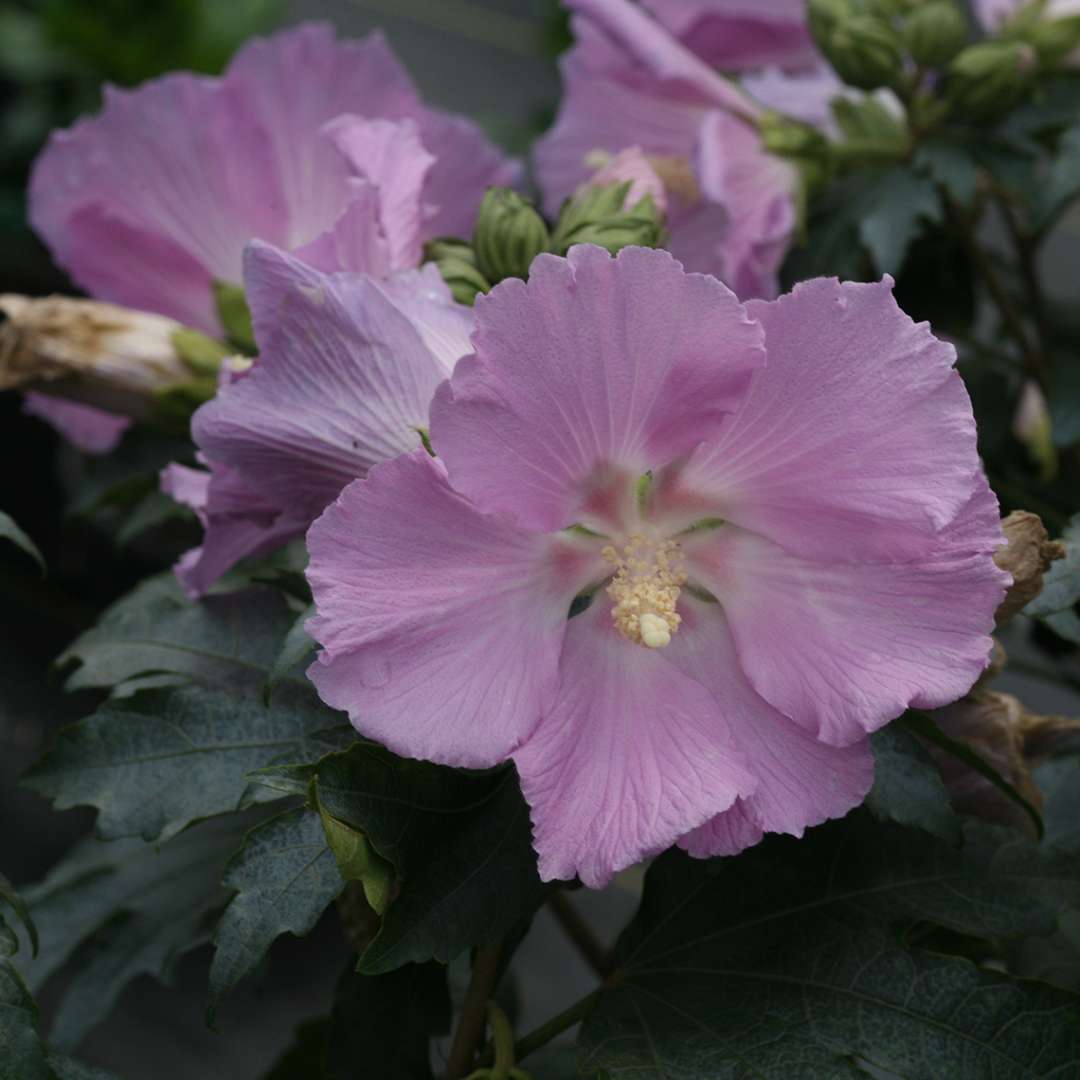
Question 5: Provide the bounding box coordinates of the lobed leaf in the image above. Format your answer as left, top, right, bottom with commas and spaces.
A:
57, 574, 299, 694
24, 683, 353, 843
207, 808, 343, 1020
865, 724, 961, 843
580, 814, 1080, 1079
264, 743, 547, 974
0, 510, 45, 574
17, 813, 259, 1050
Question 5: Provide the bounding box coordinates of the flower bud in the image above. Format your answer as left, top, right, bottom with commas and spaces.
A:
824, 15, 906, 91
993, 510, 1068, 625
472, 187, 551, 284
551, 182, 665, 257
946, 41, 1037, 118
1023, 13, 1080, 67
808, 0, 855, 42
902, 1, 969, 68
423, 239, 493, 306
0, 293, 216, 423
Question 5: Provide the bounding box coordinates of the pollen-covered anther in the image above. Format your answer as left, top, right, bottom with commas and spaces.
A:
602, 535, 687, 649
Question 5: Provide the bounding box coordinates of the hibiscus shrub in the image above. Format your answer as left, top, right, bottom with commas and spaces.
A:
4, 1, 1080, 1078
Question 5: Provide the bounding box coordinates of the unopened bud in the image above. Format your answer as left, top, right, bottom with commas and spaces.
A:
993, 510, 1067, 625
472, 188, 551, 284
423, 238, 492, 306
551, 182, 665, 257
903, 1, 969, 67
808, 0, 855, 42
1024, 13, 1080, 67
825, 15, 906, 90
947, 41, 1037, 118
0, 294, 220, 423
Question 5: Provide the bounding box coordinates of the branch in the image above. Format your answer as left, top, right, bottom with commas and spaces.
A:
445, 943, 502, 1080
513, 989, 603, 1064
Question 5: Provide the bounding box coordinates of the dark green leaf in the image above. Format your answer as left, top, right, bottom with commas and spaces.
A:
115, 490, 194, 547
48, 1055, 123, 1080
58, 574, 298, 694
580, 816, 1080, 1079
18, 814, 255, 1049
0, 875, 37, 958
208, 808, 343, 1020
1026, 515, 1080, 644
1035, 123, 1080, 231
24, 684, 351, 842
915, 139, 980, 205
267, 744, 546, 973
866, 724, 960, 842
65, 430, 193, 519
903, 711, 1044, 837
212, 280, 256, 354
1002, 77, 1080, 139
0, 962, 55, 1080
324, 962, 450, 1080
266, 604, 316, 700
0, 510, 44, 574
858, 167, 944, 276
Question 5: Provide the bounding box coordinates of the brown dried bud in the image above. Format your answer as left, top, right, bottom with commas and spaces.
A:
930, 691, 1045, 839
0, 294, 208, 421
993, 510, 1068, 626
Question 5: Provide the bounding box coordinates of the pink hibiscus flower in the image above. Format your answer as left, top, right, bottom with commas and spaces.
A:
643, 0, 816, 70
29, 22, 518, 336
535, 0, 797, 300
305, 244, 1008, 887
162, 239, 473, 597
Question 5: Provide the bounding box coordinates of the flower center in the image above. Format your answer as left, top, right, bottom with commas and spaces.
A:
602, 535, 686, 649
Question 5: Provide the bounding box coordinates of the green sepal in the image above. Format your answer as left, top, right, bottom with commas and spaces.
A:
551, 182, 665, 257
314, 779, 396, 916
946, 41, 1036, 119
823, 14, 905, 91
170, 327, 231, 377
211, 279, 257, 355
151, 377, 219, 431
424, 238, 493, 306
472, 187, 551, 284
901, 1, 968, 69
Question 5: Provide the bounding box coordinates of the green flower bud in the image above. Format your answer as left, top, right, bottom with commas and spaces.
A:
947, 40, 1037, 119
551, 183, 665, 257
825, 15, 906, 90
472, 187, 550, 284
808, 0, 854, 43
902, 1, 969, 68
1025, 14, 1080, 67
211, 279, 256, 356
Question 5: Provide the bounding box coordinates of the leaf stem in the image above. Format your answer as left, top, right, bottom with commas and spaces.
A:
547, 890, 615, 978
513, 988, 603, 1064
445, 943, 503, 1080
